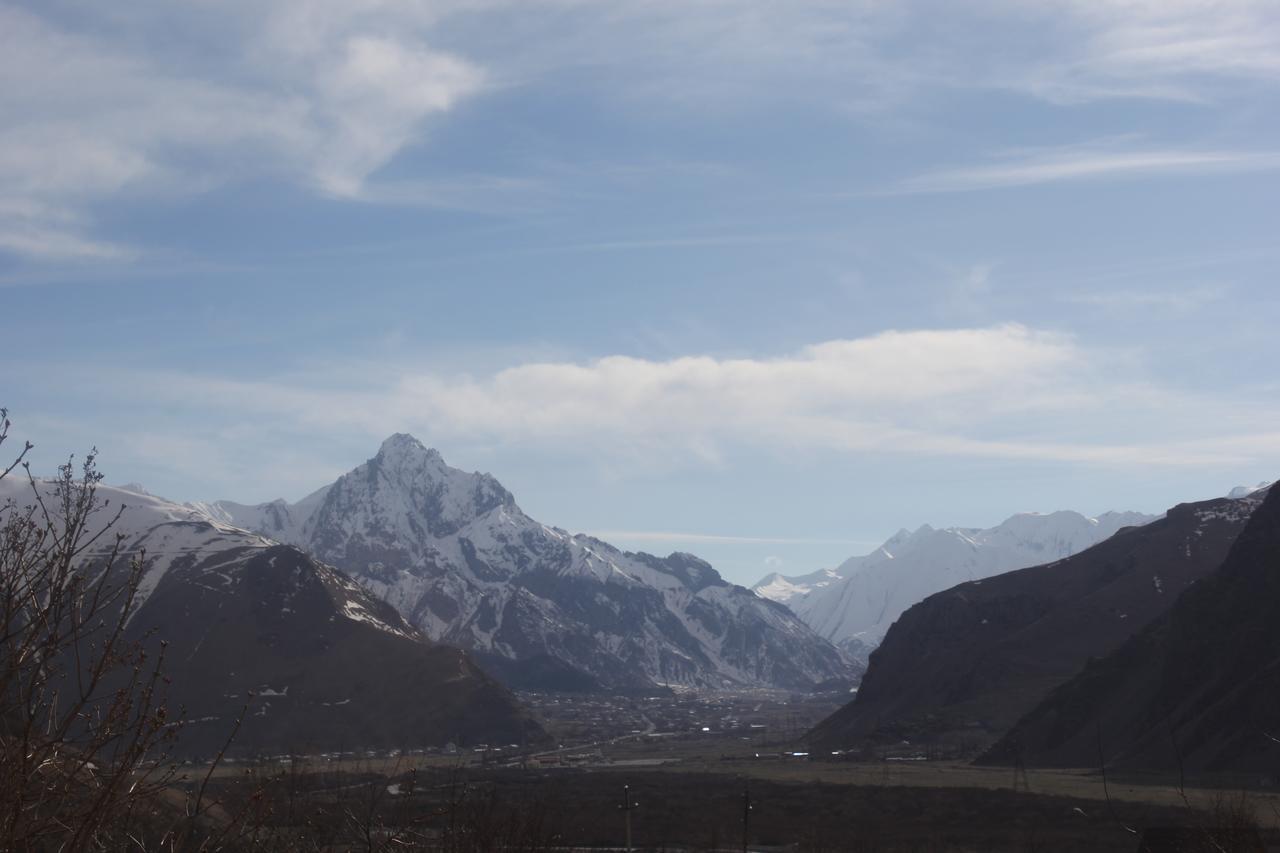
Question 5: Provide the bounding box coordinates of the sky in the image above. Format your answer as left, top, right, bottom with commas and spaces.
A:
3, 0, 1279, 586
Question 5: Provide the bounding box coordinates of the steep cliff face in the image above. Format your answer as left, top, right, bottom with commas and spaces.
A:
984, 483, 1280, 772
208, 435, 856, 692
806, 490, 1265, 752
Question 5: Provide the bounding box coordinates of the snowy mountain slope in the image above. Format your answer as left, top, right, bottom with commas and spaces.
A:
753, 567, 842, 604
210, 434, 856, 692
190, 483, 331, 546
1, 476, 277, 607
0, 477, 542, 755
755, 509, 1156, 653
1227, 480, 1273, 499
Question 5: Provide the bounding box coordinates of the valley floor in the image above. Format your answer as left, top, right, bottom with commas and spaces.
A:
191, 762, 1278, 852
182, 690, 1280, 851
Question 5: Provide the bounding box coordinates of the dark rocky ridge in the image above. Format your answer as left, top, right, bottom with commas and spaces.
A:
982, 482, 1280, 772
807, 490, 1266, 753
115, 541, 544, 757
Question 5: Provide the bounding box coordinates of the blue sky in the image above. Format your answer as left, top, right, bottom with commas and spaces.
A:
3, 1, 1279, 585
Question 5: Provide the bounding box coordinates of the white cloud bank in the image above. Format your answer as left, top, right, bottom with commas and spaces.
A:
88, 324, 1280, 475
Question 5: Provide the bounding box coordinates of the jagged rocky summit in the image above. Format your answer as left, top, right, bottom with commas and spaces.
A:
202, 434, 857, 693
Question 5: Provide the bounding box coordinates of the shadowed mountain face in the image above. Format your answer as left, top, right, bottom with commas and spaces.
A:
806, 490, 1268, 753
206, 435, 856, 693
982, 483, 1280, 773
124, 543, 544, 758
1, 479, 544, 758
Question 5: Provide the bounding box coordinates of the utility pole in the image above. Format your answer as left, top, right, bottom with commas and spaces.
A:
618, 784, 638, 851
741, 782, 754, 853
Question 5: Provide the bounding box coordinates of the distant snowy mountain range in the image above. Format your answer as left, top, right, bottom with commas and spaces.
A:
754, 509, 1159, 655
195, 435, 855, 692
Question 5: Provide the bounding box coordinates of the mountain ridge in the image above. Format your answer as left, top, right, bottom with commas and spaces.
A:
982, 482, 1280, 771
806, 487, 1267, 753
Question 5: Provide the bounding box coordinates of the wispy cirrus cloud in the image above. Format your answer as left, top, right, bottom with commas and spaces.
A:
7, 0, 1280, 262
1020, 0, 1280, 102
0, 201, 135, 261
897, 145, 1280, 194
1062, 284, 1230, 312
5, 1, 1280, 263
0, 2, 485, 261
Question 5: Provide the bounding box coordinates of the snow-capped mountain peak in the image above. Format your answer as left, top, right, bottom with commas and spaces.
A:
379, 431, 431, 455
202, 440, 854, 692
302, 435, 516, 555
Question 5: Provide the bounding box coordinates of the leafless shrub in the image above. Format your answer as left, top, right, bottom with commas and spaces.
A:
1197, 790, 1264, 853
0, 410, 198, 849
